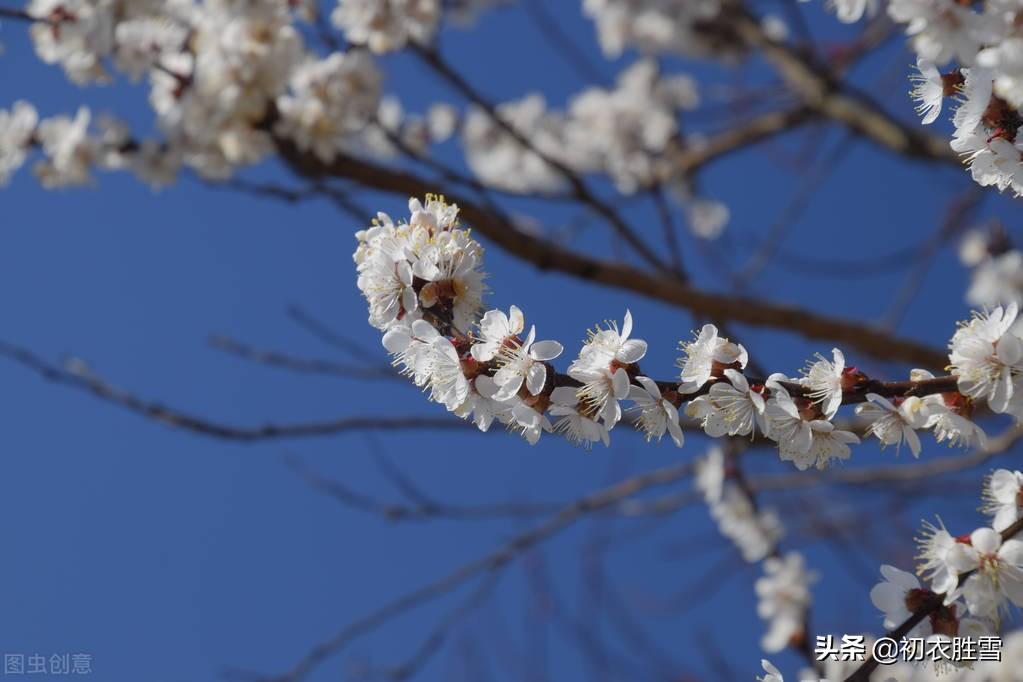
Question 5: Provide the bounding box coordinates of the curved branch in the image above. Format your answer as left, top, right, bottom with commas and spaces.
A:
726, 1, 959, 165
274, 140, 948, 369
0, 340, 462, 441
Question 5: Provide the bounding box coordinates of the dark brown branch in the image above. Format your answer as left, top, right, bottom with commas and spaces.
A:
673, 105, 817, 175
272, 139, 948, 370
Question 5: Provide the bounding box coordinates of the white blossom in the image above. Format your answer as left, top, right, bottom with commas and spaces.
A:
856, 393, 927, 457
948, 303, 1023, 414
757, 660, 784, 682
694, 446, 726, 504
982, 469, 1023, 533
800, 348, 847, 420
581, 0, 730, 59
676, 324, 747, 394
275, 51, 381, 163
33, 107, 96, 187
685, 368, 765, 438
0, 101, 38, 185
471, 305, 525, 363
626, 375, 683, 447
916, 517, 959, 595
709, 486, 784, 563
491, 325, 562, 401
549, 386, 610, 448
945, 527, 1023, 619
331, 0, 439, 54
756, 552, 815, 653
566, 310, 646, 427
911, 59, 946, 125
870, 565, 932, 637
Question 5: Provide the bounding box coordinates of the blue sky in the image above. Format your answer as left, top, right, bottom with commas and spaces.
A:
0, 3, 1020, 681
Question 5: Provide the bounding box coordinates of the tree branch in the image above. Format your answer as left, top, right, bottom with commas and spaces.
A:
273, 139, 949, 369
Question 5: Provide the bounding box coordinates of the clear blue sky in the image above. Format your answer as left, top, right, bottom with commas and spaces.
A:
0, 3, 1019, 681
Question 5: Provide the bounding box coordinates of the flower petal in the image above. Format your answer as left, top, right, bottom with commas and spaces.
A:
529, 340, 563, 361
618, 338, 647, 363
972, 527, 1002, 555
526, 362, 547, 395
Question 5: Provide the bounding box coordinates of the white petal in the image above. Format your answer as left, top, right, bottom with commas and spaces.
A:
508, 305, 524, 334
618, 338, 647, 363
991, 469, 1021, 503
529, 340, 563, 361
972, 527, 1002, 555
666, 419, 684, 448
998, 333, 1023, 366
724, 369, 748, 392
991, 366, 1014, 413
946, 544, 979, 573
526, 362, 547, 395
634, 375, 660, 397
995, 506, 1020, 533
382, 327, 411, 353
905, 426, 922, 458
999, 539, 1023, 567
611, 368, 630, 399
621, 310, 633, 340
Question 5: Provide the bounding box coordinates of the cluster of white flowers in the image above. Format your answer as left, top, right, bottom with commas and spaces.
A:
959, 226, 1023, 323
330, 0, 439, 54
581, 0, 735, 59
757, 552, 816, 653
695, 447, 817, 656
457, 60, 728, 236
759, 470, 1023, 681
2, 1, 731, 231
914, 474, 1023, 625
1, 0, 462, 187
274, 51, 382, 164
355, 196, 1004, 462
0, 101, 165, 188
813, 0, 1023, 196
695, 447, 784, 562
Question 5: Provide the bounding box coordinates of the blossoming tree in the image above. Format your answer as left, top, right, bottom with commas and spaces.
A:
5, 0, 1023, 680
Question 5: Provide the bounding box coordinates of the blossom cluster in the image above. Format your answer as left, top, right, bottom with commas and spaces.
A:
458, 59, 728, 236
581, 0, 738, 59
0, 0, 734, 232
354, 196, 1006, 471
0, 0, 470, 188
814, 0, 1023, 197
959, 225, 1023, 321
695, 446, 806, 653
695, 447, 784, 563
759, 469, 1023, 681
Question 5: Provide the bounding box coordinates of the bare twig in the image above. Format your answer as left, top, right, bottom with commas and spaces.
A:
253, 460, 694, 682
0, 340, 462, 441
210, 334, 399, 381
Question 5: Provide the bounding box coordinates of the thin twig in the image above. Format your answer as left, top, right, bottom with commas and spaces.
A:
252, 460, 694, 682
